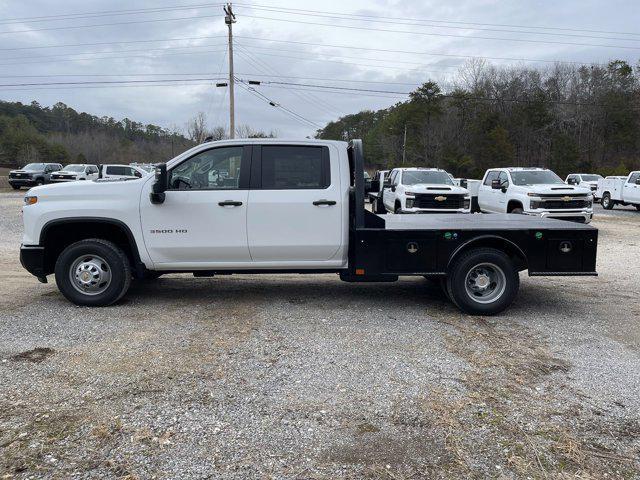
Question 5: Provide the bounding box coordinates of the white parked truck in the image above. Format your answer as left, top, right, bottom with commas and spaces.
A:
100, 164, 149, 180
596, 172, 640, 210
50, 164, 100, 182
478, 167, 594, 223
565, 173, 603, 200
19, 139, 598, 316
382, 168, 472, 214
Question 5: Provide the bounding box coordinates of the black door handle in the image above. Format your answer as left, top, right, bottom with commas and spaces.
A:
313, 199, 337, 206
218, 200, 243, 207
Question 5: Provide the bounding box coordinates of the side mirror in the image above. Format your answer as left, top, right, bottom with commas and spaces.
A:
636, 178, 640, 185
459, 179, 468, 189
491, 179, 501, 190
383, 180, 391, 189
567, 178, 577, 185
150, 164, 167, 204
391, 185, 396, 192
134, 171, 142, 178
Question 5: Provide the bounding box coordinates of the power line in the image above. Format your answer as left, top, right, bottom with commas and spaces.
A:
0, 4, 220, 25
0, 78, 224, 87
234, 4, 640, 42
234, 2, 640, 38
236, 79, 322, 129
237, 14, 640, 50
235, 36, 611, 67
0, 12, 225, 35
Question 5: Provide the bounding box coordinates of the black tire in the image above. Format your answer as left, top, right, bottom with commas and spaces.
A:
54, 239, 131, 307
446, 248, 519, 316
394, 203, 402, 214
510, 207, 524, 214
11, 185, 20, 190
602, 193, 614, 210
35, 178, 44, 186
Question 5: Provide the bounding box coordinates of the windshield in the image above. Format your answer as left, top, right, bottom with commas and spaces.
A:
580, 174, 602, 181
402, 170, 454, 186
511, 170, 564, 186
22, 163, 45, 171
62, 165, 85, 172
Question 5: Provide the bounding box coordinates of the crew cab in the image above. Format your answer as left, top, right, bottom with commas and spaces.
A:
50, 164, 99, 182
100, 164, 148, 180
565, 173, 603, 200
8, 163, 62, 189
19, 139, 598, 316
382, 168, 471, 214
478, 168, 594, 223
596, 172, 640, 210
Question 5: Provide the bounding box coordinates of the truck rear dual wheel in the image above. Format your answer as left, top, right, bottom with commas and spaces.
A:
446, 248, 519, 315
54, 239, 131, 307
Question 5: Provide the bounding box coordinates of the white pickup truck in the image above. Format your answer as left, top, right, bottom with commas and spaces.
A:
382, 168, 471, 214
19, 139, 599, 316
478, 167, 594, 223
597, 172, 640, 210
565, 173, 603, 200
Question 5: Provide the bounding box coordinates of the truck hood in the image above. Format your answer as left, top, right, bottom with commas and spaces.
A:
10, 169, 38, 174
26, 176, 147, 196
405, 184, 469, 195
524, 184, 591, 195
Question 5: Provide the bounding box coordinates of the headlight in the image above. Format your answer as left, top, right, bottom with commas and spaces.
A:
586, 200, 593, 208
405, 192, 415, 196
405, 198, 414, 208
463, 197, 470, 209
24, 196, 37, 205
527, 192, 539, 197
530, 200, 541, 209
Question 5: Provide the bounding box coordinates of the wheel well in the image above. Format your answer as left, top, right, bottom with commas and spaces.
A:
507, 200, 523, 212
40, 219, 142, 276
448, 237, 528, 272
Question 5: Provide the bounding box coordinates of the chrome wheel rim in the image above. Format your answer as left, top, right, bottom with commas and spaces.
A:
464, 262, 506, 304
69, 254, 112, 295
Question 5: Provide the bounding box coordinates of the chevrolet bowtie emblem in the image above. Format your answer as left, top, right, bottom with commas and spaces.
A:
434, 196, 447, 202
562, 196, 571, 201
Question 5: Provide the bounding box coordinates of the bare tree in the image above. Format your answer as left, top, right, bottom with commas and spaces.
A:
186, 112, 208, 143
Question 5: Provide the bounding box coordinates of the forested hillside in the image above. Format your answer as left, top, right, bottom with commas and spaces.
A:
317, 60, 640, 178
0, 101, 193, 168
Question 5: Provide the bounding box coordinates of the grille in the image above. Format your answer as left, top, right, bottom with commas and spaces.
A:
413, 193, 465, 209
541, 199, 590, 209
10, 173, 27, 178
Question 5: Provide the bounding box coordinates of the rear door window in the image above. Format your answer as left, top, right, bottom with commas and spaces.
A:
258, 145, 330, 189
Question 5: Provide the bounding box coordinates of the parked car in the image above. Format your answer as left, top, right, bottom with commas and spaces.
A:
19, 139, 598, 316
382, 168, 471, 214
596, 172, 640, 210
367, 169, 389, 213
478, 167, 593, 223
8, 163, 62, 189
566, 173, 603, 200
50, 164, 100, 183
100, 164, 148, 180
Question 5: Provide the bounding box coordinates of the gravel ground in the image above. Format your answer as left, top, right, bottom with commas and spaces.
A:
1, 189, 639, 479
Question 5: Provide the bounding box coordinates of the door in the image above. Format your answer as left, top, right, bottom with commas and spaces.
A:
624, 172, 640, 203
247, 144, 342, 263
141, 145, 252, 266
382, 170, 398, 211
479, 170, 499, 212
496, 171, 510, 211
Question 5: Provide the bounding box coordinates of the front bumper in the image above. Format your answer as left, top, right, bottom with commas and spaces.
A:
20, 245, 47, 280
8, 178, 37, 187
401, 207, 471, 214
527, 210, 593, 224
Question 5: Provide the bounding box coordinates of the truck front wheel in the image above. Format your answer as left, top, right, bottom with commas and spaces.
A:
54, 239, 131, 306
446, 248, 519, 315
602, 193, 614, 210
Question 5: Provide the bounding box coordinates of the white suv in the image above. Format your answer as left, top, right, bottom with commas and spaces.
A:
50, 164, 100, 183
478, 167, 593, 223
382, 168, 471, 214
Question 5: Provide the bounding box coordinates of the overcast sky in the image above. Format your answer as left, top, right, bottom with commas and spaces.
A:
1, 0, 638, 139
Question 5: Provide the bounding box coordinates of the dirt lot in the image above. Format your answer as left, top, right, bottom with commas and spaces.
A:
1, 190, 639, 479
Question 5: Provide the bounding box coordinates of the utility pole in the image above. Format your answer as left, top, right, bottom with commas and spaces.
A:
401, 124, 407, 165
224, 3, 236, 139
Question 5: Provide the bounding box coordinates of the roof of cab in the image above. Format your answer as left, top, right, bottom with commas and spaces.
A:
200, 138, 349, 147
